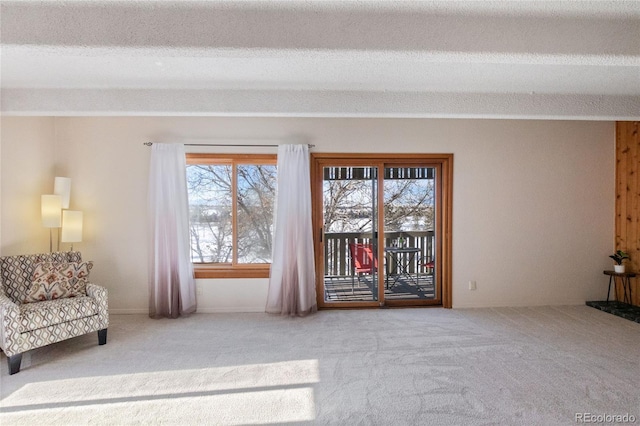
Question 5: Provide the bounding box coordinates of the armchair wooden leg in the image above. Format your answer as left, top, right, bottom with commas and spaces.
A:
98, 328, 108, 345
8, 353, 22, 375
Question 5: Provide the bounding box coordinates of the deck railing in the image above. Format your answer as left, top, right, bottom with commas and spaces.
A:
324, 231, 435, 277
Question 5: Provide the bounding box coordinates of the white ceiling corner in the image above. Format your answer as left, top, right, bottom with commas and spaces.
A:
1, 0, 639, 119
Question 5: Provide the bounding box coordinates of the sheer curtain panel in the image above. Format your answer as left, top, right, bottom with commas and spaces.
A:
266, 144, 317, 316
148, 143, 197, 318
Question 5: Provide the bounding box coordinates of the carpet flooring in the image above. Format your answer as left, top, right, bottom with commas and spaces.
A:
1, 306, 639, 425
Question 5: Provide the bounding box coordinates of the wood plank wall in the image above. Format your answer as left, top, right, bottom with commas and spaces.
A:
615, 121, 640, 306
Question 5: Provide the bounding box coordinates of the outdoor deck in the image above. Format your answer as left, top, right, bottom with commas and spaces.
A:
324, 274, 436, 302
322, 230, 437, 303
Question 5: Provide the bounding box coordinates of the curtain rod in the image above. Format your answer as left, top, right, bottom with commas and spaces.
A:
143, 142, 315, 148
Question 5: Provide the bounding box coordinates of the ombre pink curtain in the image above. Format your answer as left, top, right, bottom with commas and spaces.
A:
266, 144, 317, 316
148, 143, 197, 318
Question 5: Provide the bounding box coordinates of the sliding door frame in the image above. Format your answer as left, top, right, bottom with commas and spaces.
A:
311, 153, 453, 309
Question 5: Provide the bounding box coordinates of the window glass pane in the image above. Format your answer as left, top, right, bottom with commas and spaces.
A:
237, 164, 277, 263
322, 166, 378, 303
383, 167, 435, 233
323, 167, 376, 234
186, 164, 233, 263
383, 167, 436, 301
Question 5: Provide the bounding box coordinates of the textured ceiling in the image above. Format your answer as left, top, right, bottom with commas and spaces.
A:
1, 1, 639, 119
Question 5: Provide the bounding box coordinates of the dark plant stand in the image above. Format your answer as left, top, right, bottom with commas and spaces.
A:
603, 270, 635, 303
585, 270, 640, 324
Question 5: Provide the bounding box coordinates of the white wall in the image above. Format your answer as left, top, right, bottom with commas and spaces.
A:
1, 117, 615, 311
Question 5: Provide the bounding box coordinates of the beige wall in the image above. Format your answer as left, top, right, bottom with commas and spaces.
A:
1, 117, 57, 255
1, 117, 615, 311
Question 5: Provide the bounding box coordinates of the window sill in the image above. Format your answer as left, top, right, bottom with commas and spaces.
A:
193, 265, 271, 279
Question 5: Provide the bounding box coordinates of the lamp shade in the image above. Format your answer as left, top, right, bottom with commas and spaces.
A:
54, 177, 71, 209
61, 210, 83, 243
41, 195, 62, 228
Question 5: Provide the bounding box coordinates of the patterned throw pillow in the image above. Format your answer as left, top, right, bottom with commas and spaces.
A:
23, 261, 93, 303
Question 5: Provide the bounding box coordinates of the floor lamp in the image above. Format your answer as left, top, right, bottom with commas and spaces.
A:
54, 177, 71, 209
41, 195, 62, 252
61, 210, 83, 251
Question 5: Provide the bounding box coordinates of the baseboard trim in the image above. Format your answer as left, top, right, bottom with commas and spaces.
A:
109, 309, 148, 315
109, 307, 266, 314
196, 307, 266, 313
452, 300, 587, 309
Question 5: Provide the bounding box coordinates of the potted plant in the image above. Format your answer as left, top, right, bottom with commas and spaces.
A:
609, 250, 630, 273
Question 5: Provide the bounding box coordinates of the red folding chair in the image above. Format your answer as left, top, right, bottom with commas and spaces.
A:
421, 257, 435, 275
348, 243, 378, 293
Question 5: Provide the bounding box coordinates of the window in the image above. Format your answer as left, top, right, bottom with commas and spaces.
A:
186, 154, 277, 278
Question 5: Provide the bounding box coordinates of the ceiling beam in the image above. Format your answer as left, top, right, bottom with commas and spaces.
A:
3, 88, 638, 120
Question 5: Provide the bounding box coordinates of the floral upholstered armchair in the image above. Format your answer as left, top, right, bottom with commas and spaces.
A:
0, 251, 108, 374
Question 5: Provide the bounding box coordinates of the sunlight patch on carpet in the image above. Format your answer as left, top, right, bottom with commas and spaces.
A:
0, 359, 319, 425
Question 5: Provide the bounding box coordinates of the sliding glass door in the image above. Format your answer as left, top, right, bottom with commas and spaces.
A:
321, 164, 379, 305
313, 155, 451, 309
382, 166, 437, 303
